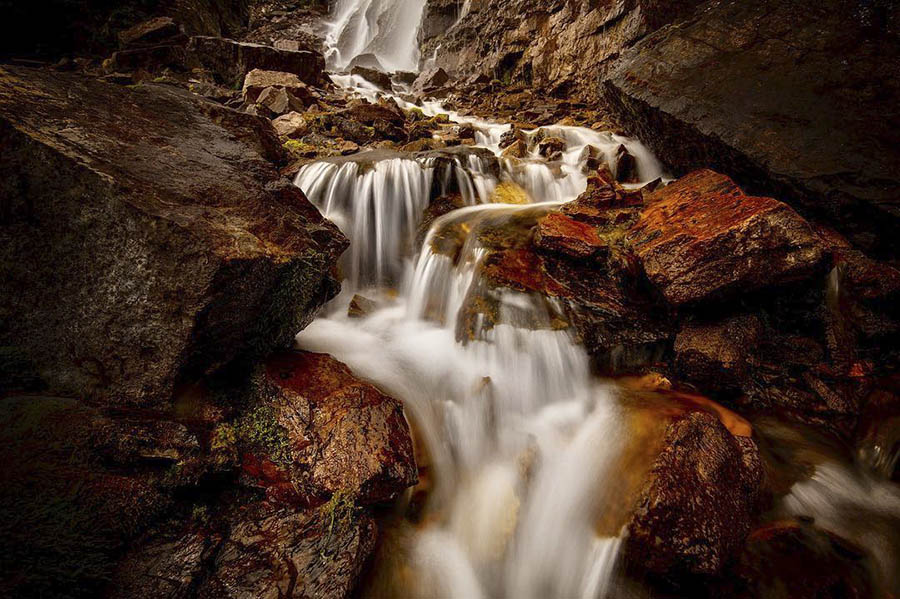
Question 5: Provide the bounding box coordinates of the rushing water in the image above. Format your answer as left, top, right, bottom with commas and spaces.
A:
296, 8, 900, 598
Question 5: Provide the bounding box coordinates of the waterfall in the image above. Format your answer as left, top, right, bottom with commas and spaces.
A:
325, 0, 427, 72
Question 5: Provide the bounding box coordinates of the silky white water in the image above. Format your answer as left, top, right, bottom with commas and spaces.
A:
325, 0, 427, 72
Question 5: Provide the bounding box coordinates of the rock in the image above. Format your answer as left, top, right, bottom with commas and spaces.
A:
274, 39, 302, 52
601, 0, 900, 256
501, 139, 527, 158
188, 36, 326, 89
412, 67, 450, 93
118, 17, 183, 48
625, 411, 764, 579
347, 52, 386, 71
627, 170, 827, 306
108, 44, 188, 72
614, 144, 638, 183
675, 314, 763, 392
499, 127, 524, 149
533, 212, 608, 261
723, 521, 874, 599
348, 294, 378, 318
196, 501, 376, 599
272, 111, 308, 138
238, 351, 417, 505
393, 70, 418, 86
457, 123, 477, 140
351, 65, 392, 90
255, 86, 303, 115
560, 172, 642, 226
0, 66, 347, 406
538, 136, 566, 160
241, 68, 311, 105
344, 99, 406, 127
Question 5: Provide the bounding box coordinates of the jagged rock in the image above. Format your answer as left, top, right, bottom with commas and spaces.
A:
118, 17, 183, 48
614, 144, 638, 183
534, 212, 608, 261
627, 170, 827, 306
348, 294, 378, 318
256, 85, 306, 115
675, 314, 763, 392
537, 135, 566, 160
241, 68, 311, 105
0, 66, 346, 405
272, 111, 308, 138
238, 351, 417, 505
188, 36, 326, 89
351, 65, 392, 90
602, 0, 900, 256
499, 127, 524, 149
196, 501, 376, 599
344, 99, 405, 127
501, 139, 527, 158
412, 67, 450, 93
561, 171, 642, 226
625, 411, 763, 579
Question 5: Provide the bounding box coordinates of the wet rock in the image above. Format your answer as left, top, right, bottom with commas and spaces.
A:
627, 170, 827, 307
614, 144, 638, 183
0, 66, 347, 405
238, 351, 417, 505
351, 65, 392, 90
348, 294, 378, 318
256, 86, 306, 115
856, 380, 900, 479
412, 67, 450, 94
601, 0, 900, 256
272, 111, 308, 138
625, 411, 764, 579
188, 36, 326, 89
533, 212, 608, 261
196, 501, 376, 599
241, 68, 311, 105
561, 171, 642, 226
393, 70, 418, 86
723, 521, 874, 599
537, 135, 566, 161
674, 314, 763, 392
118, 17, 183, 48
344, 99, 406, 127
347, 52, 386, 71
501, 139, 527, 158
499, 127, 524, 149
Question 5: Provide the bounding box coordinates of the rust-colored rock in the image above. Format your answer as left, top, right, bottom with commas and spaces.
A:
628, 170, 827, 306
533, 212, 608, 260
625, 411, 763, 579
242, 351, 417, 505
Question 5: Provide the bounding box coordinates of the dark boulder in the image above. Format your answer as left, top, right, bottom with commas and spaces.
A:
674, 314, 763, 392
602, 0, 900, 257
0, 66, 347, 406
625, 411, 764, 580
412, 67, 450, 94
351, 65, 392, 90
188, 36, 326, 89
117, 17, 183, 48
627, 170, 827, 306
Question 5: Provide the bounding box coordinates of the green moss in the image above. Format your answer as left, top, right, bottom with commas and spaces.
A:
235, 404, 292, 466
319, 489, 357, 557
283, 139, 317, 159
431, 113, 450, 124
406, 107, 425, 121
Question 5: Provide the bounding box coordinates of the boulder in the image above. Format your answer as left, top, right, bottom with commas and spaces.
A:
533, 212, 608, 261
351, 65, 393, 90
117, 17, 183, 48
627, 170, 827, 306
412, 67, 450, 93
674, 314, 763, 392
537, 135, 566, 160
241, 68, 311, 104
108, 44, 188, 72
256, 86, 305, 115
0, 66, 347, 406
188, 36, 326, 89
602, 0, 900, 257
625, 411, 764, 579
236, 351, 417, 505
196, 501, 376, 599
614, 144, 638, 183
271, 111, 308, 139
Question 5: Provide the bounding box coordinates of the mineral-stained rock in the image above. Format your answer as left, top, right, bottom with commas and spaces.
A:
674, 314, 763, 392
533, 212, 608, 261
0, 66, 347, 406
188, 36, 326, 88
625, 411, 764, 579
240, 351, 417, 505
351, 65, 393, 90
627, 170, 827, 306
602, 0, 900, 256
196, 501, 377, 599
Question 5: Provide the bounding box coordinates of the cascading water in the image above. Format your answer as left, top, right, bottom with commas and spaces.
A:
297, 6, 900, 597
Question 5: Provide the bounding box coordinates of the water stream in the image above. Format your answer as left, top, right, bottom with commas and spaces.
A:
295, 4, 900, 596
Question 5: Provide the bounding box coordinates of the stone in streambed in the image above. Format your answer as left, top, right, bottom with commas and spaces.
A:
235, 351, 417, 505
272, 111, 308, 138
412, 67, 450, 94
628, 169, 827, 306
0, 66, 347, 406
674, 314, 763, 392
625, 411, 764, 579
351, 65, 392, 90
534, 212, 608, 261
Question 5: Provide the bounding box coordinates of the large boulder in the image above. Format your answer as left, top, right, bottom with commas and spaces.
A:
0, 66, 347, 406
233, 351, 418, 505
602, 0, 900, 257
674, 314, 763, 392
188, 36, 326, 88
627, 170, 827, 306
625, 411, 764, 580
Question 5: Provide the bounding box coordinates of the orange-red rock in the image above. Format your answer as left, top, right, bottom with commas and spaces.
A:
533, 212, 608, 260
628, 170, 827, 306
